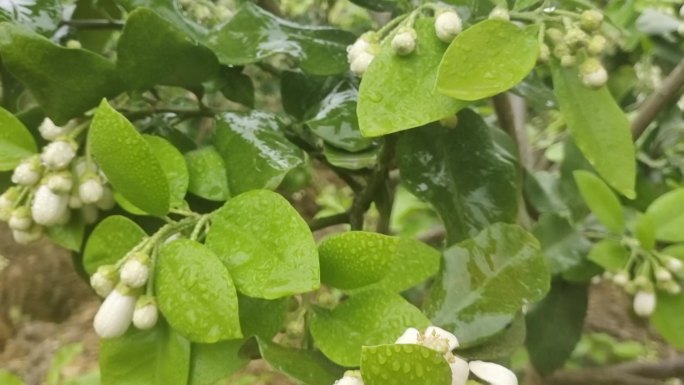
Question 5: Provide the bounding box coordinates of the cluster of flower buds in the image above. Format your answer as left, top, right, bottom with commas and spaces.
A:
0, 119, 115, 244
542, 9, 611, 88
91, 252, 159, 338
347, 32, 379, 76
178, 0, 234, 26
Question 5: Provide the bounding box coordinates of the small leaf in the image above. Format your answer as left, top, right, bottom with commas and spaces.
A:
318, 231, 398, 290
46, 216, 85, 252
185, 146, 230, 201
310, 290, 430, 367
358, 18, 467, 137
189, 340, 247, 385
634, 213, 656, 250
573, 170, 624, 233
257, 338, 344, 385
205, 190, 319, 299
552, 63, 636, 198
89, 100, 170, 216
652, 293, 684, 349
144, 135, 189, 208
82, 215, 146, 275
436, 20, 538, 101
360, 344, 451, 385
239, 295, 287, 339
587, 239, 629, 271
646, 188, 684, 242
156, 239, 242, 343
425, 223, 550, 346
0, 106, 37, 171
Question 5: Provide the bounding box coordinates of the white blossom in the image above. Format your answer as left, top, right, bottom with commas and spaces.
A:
47, 173, 74, 194
38, 118, 71, 141
435, 11, 463, 43
31, 185, 69, 226
79, 178, 104, 204
424, 325, 459, 353
395, 327, 421, 345
612, 272, 629, 286
633, 290, 656, 317
469, 360, 518, 385
391, 28, 417, 56
449, 356, 470, 385
120, 257, 150, 288
93, 289, 137, 338
12, 160, 41, 186
91, 267, 116, 298
350, 51, 375, 76
347, 35, 372, 64
41, 140, 76, 170
133, 300, 159, 330
580, 58, 608, 89
334, 371, 364, 385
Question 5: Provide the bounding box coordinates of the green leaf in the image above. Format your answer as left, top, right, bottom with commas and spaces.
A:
459, 314, 526, 361
398, 110, 518, 244
82, 215, 146, 275
257, 338, 344, 385
239, 295, 287, 338
652, 293, 684, 349
360, 344, 451, 385
212, 111, 305, 195
587, 239, 629, 271
0, 106, 37, 171
348, 0, 410, 12
646, 188, 684, 242
318, 231, 398, 290
205, 190, 319, 299
533, 213, 592, 275
189, 340, 248, 385
436, 20, 538, 101
47, 343, 83, 385
358, 18, 467, 137
89, 100, 170, 216
115, 0, 207, 40
72, 0, 122, 52
634, 213, 656, 250
217, 67, 255, 108
552, 63, 636, 198
185, 146, 230, 201
206, 3, 355, 75
525, 280, 588, 375
0, 370, 25, 385
323, 145, 378, 170
100, 323, 191, 385
144, 135, 189, 208
117, 8, 218, 89
310, 290, 430, 367
156, 239, 242, 343
46, 216, 85, 252
425, 223, 550, 346
573, 170, 624, 233
0, 24, 123, 124
0, 0, 62, 36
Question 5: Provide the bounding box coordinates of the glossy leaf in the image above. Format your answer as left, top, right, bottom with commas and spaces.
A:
310, 290, 430, 367
189, 340, 247, 385
646, 188, 684, 242
358, 18, 467, 137
318, 231, 397, 290
205, 190, 319, 299
82, 215, 146, 275
653, 293, 684, 349
436, 20, 538, 101
0, 24, 123, 124
89, 100, 170, 216
533, 214, 591, 275
587, 239, 629, 271
634, 213, 656, 250
185, 146, 230, 201
115, 0, 207, 40
212, 111, 305, 195
425, 223, 550, 346
360, 344, 452, 385
156, 239, 242, 343
398, 110, 518, 244
459, 314, 526, 361
0, 106, 37, 171
144, 135, 189, 208
0, 0, 62, 36
206, 3, 355, 75
257, 338, 344, 385
573, 170, 624, 233
552, 63, 636, 198
526, 280, 588, 374
218, 66, 255, 108
280, 70, 337, 120
239, 295, 287, 339
117, 8, 218, 89
323, 145, 378, 170
46, 216, 85, 252
100, 323, 190, 385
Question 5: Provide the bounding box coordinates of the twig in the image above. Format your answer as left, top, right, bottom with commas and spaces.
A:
632, 58, 684, 139
308, 212, 350, 231
60, 19, 125, 30
120, 107, 215, 121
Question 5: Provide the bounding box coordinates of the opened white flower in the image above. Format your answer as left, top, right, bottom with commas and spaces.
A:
391, 27, 417, 56
633, 290, 656, 317
120, 254, 150, 288
38, 118, 72, 141
435, 10, 463, 43
334, 370, 364, 385
395, 327, 421, 345
93, 288, 137, 338
31, 185, 69, 226
41, 140, 76, 170
12, 158, 42, 186
469, 361, 518, 385
133, 297, 159, 330
424, 325, 460, 353
79, 177, 104, 204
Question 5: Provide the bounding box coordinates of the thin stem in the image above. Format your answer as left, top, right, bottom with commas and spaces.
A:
308, 212, 350, 231
191, 214, 212, 241
67, 121, 91, 140
60, 19, 124, 30
120, 107, 216, 121
632, 58, 684, 139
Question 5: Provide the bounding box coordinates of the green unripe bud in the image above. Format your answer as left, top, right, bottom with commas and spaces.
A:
580, 10, 604, 32
587, 35, 608, 56
546, 28, 564, 44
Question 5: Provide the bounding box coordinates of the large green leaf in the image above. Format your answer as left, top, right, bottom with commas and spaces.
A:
360, 344, 452, 385
206, 3, 355, 75
117, 8, 218, 89
436, 20, 538, 101
144, 135, 188, 209
71, 0, 122, 52
532, 213, 591, 275
357, 17, 467, 137
89, 100, 170, 216
184, 146, 230, 201
115, 0, 207, 40
653, 293, 684, 349
205, 190, 319, 299
212, 111, 305, 195
82, 215, 146, 275
525, 280, 588, 375
0, 0, 62, 36
310, 290, 430, 367
425, 223, 550, 346
189, 340, 247, 385
257, 338, 344, 385
573, 170, 625, 233
238, 295, 287, 339
587, 239, 629, 271
0, 105, 36, 171
552, 63, 636, 198
459, 314, 526, 361
156, 239, 242, 343
0, 24, 123, 124
646, 188, 684, 242
100, 323, 190, 385
318, 231, 397, 290
398, 110, 518, 244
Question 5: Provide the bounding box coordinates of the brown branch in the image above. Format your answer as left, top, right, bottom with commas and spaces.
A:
632, 58, 684, 139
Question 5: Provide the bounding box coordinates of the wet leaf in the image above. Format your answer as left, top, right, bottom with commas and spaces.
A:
587, 239, 629, 271
634, 213, 656, 250
115, 0, 207, 40
0, 105, 37, 171
257, 338, 344, 385
82, 215, 146, 275
573, 170, 624, 234
323, 145, 377, 170
144, 135, 188, 208
0, 0, 62, 36
238, 295, 287, 339
185, 146, 230, 201
189, 340, 247, 385
459, 314, 526, 361
361, 344, 452, 385
533, 213, 591, 275
653, 293, 684, 349
646, 188, 684, 242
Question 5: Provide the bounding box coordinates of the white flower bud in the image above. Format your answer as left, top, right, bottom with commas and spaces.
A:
93, 288, 137, 338
612, 272, 629, 286
73, 157, 89, 177
41, 140, 77, 170
448, 355, 470, 385
193, 5, 211, 21
38, 118, 71, 141
334, 371, 364, 385
120, 256, 150, 288
9, 207, 32, 231
435, 11, 463, 43
391, 28, 417, 56
580, 10, 604, 32
424, 326, 459, 353
96, 186, 116, 211
665, 257, 683, 273
79, 177, 104, 204
31, 185, 69, 226
489, 7, 510, 21
469, 361, 518, 385
564, 27, 588, 48
350, 51, 375, 76
347, 34, 372, 63
81, 205, 99, 225
91, 266, 117, 297
561, 55, 576, 68
395, 327, 421, 345
47, 172, 73, 194
580, 58, 608, 88
12, 225, 43, 245
633, 290, 656, 317
133, 298, 159, 330
12, 159, 42, 186
655, 268, 672, 282
587, 35, 607, 56
664, 281, 682, 295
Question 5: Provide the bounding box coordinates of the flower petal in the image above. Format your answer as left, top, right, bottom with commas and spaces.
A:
449, 356, 470, 385
469, 360, 518, 385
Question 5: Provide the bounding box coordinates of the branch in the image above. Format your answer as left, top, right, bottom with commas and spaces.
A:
632, 58, 684, 139
60, 19, 124, 30
537, 356, 684, 385
308, 212, 350, 231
